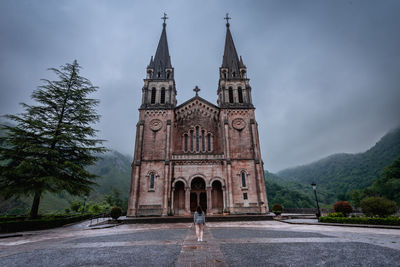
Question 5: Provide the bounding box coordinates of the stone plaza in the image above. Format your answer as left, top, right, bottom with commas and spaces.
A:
1, 220, 399, 266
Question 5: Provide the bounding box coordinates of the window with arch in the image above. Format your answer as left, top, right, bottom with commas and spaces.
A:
184, 134, 188, 152
157, 72, 161, 78
201, 130, 205, 151
238, 87, 243, 103
167, 71, 170, 79
182, 127, 213, 153
151, 88, 156, 104
149, 172, 156, 190
241, 171, 247, 188
190, 130, 194, 152
207, 133, 211, 151
195, 127, 199, 151
160, 88, 165, 104
228, 87, 234, 103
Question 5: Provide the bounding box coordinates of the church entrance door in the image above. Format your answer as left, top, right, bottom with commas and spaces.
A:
173, 181, 185, 215
190, 177, 207, 213
211, 180, 223, 214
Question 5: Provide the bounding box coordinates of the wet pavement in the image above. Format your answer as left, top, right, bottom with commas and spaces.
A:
0, 220, 400, 266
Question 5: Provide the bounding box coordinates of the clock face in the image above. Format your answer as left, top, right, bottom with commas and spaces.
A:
150, 119, 163, 132
232, 118, 246, 130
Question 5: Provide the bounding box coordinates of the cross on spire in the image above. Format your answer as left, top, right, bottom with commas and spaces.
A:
224, 13, 231, 26
161, 12, 168, 24
193, 86, 200, 96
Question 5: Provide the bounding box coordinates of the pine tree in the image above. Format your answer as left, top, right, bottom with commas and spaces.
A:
0, 60, 106, 218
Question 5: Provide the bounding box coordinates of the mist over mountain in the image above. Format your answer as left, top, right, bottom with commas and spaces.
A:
276, 126, 400, 200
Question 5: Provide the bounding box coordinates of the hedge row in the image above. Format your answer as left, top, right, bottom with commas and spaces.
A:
319, 216, 400, 226
0, 214, 93, 233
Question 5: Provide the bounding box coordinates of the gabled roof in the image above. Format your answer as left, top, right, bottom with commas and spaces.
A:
148, 23, 172, 78
175, 95, 220, 121
175, 94, 219, 110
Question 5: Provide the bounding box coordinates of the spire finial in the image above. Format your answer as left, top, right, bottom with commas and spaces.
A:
224, 13, 231, 27
193, 85, 200, 96
161, 12, 168, 27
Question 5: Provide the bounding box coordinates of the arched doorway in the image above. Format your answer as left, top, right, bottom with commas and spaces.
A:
173, 181, 185, 215
211, 180, 223, 214
190, 177, 207, 212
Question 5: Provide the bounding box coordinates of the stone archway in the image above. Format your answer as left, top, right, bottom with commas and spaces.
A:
190, 177, 207, 213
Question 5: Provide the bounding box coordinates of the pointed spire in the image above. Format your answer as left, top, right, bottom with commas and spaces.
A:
221, 14, 244, 78
148, 13, 172, 79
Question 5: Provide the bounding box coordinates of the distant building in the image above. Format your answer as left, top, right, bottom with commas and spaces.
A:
127, 17, 268, 216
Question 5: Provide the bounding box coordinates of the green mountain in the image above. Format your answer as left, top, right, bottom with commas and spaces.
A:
276, 127, 400, 202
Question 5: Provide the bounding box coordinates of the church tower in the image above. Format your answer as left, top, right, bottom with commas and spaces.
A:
141, 16, 177, 108
218, 15, 268, 214
128, 15, 175, 216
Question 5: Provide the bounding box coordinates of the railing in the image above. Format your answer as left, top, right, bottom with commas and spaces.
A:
172, 154, 224, 160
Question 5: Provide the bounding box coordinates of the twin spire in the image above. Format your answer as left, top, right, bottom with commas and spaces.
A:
148, 13, 245, 81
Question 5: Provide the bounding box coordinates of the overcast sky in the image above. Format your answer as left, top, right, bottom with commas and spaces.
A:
1, 0, 399, 172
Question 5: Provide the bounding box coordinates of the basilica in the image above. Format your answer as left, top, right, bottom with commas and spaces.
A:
127, 16, 268, 216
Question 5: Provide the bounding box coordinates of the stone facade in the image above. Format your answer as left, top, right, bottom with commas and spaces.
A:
127, 20, 268, 216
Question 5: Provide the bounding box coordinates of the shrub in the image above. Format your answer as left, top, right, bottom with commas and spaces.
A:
333, 201, 353, 216
326, 212, 345, 218
110, 206, 122, 220
272, 203, 283, 215
360, 196, 397, 217
319, 216, 400, 226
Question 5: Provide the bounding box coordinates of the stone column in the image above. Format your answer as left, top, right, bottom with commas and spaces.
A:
162, 120, 171, 216
206, 186, 212, 214
127, 120, 145, 216
222, 186, 226, 212
171, 187, 175, 215
185, 187, 191, 215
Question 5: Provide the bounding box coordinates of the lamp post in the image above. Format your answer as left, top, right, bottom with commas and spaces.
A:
82, 196, 88, 214
311, 182, 321, 218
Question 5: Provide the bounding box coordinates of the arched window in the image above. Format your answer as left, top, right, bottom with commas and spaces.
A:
201, 130, 205, 151
228, 87, 234, 103
184, 134, 188, 152
232, 71, 236, 77
241, 171, 246, 188
150, 173, 155, 190
151, 88, 156, 104
238, 88, 243, 103
167, 71, 170, 79
160, 88, 165, 104
190, 130, 194, 152
207, 134, 211, 151
196, 127, 199, 152
157, 72, 161, 78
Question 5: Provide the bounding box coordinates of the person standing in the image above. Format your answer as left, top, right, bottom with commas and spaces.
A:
194, 206, 205, 242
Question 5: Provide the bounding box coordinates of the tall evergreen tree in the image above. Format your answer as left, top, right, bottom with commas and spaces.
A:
0, 60, 106, 218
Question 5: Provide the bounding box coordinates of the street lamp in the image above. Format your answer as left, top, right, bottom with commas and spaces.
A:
82, 196, 88, 213
311, 182, 321, 218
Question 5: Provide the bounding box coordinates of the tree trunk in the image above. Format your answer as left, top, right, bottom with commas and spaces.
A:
30, 191, 41, 219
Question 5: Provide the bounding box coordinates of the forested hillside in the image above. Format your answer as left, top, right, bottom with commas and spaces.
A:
277, 127, 400, 200
0, 150, 132, 215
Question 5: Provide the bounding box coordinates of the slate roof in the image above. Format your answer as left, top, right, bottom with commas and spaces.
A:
148, 23, 172, 79
221, 23, 245, 77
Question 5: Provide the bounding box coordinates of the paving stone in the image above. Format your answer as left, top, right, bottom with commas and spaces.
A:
69, 229, 187, 243
211, 228, 329, 239
0, 245, 181, 267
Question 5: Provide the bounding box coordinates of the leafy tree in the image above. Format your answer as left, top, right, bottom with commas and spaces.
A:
370, 156, 400, 205
0, 60, 106, 218
360, 196, 397, 217
333, 201, 353, 216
